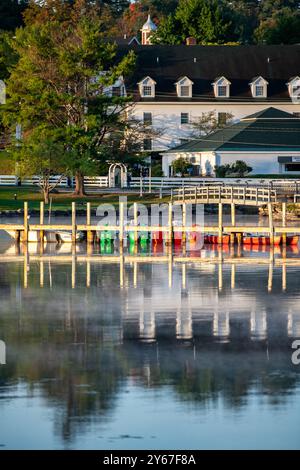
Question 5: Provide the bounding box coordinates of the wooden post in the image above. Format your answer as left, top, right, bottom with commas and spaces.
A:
231, 203, 236, 226
182, 202, 186, 247
71, 202, 76, 243
134, 202, 138, 244
218, 203, 223, 244
168, 202, 173, 245
23, 246, 28, 288
282, 202, 287, 246
230, 203, 236, 245
236, 233, 243, 247
119, 201, 124, 246
72, 202, 76, 244
40, 201, 44, 243
23, 202, 28, 243
87, 202, 94, 244
268, 203, 274, 245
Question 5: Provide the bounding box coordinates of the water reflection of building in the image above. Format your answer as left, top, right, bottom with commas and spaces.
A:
213, 311, 230, 343
250, 309, 267, 341
288, 311, 300, 338
1, 251, 300, 346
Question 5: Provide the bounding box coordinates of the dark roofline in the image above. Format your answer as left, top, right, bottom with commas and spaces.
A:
117, 44, 300, 103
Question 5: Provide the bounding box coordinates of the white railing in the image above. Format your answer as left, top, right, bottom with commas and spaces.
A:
130, 177, 300, 193
173, 185, 277, 204
80, 176, 108, 187
0, 175, 18, 185
0, 175, 109, 188
21, 176, 69, 187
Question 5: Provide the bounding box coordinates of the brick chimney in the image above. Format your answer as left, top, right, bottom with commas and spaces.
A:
186, 37, 197, 46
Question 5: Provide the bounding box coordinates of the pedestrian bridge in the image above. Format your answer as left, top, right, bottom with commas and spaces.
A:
172, 185, 278, 206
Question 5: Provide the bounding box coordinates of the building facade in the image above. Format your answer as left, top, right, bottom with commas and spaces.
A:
162, 108, 300, 176
118, 34, 300, 153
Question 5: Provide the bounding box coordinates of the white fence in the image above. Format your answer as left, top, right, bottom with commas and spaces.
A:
1, 174, 300, 194
0, 175, 18, 185
0, 175, 109, 188
131, 177, 300, 193
21, 176, 69, 187
78, 176, 108, 187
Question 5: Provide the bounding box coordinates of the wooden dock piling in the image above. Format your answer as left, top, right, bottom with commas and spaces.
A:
168, 202, 173, 245
134, 202, 138, 244
23, 202, 28, 243
72, 202, 76, 244
86, 202, 94, 244
218, 203, 223, 244
282, 202, 287, 246
40, 201, 44, 243
119, 201, 124, 245
268, 203, 274, 245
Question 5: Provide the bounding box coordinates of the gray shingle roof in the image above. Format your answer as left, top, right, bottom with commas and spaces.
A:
164, 108, 300, 153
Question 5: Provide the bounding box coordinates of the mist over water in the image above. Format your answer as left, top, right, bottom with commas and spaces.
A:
0, 238, 299, 450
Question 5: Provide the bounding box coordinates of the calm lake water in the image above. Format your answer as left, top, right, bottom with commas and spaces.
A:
0, 237, 300, 450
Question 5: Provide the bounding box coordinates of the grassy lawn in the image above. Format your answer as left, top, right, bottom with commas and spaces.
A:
0, 186, 168, 212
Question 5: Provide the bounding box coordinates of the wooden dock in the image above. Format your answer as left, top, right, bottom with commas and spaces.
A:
0, 191, 299, 246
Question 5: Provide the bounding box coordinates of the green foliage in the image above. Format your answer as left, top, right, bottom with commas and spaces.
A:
0, 31, 18, 80
2, 0, 136, 194
0, 151, 14, 174
151, 0, 300, 44
153, 0, 234, 45
172, 157, 193, 176
255, 10, 300, 44
10, 126, 65, 177
215, 160, 252, 177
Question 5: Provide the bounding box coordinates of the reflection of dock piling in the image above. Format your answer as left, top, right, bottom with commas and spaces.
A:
4, 249, 300, 292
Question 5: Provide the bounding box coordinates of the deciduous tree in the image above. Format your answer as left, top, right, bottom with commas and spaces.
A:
3, 0, 136, 196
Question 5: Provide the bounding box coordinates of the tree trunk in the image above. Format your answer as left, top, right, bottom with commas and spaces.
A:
73, 171, 86, 196
43, 188, 50, 205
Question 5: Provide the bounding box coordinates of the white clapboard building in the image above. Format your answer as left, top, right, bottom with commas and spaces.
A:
116, 16, 300, 162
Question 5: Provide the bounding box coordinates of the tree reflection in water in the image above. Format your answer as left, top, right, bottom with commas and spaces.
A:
0, 253, 300, 444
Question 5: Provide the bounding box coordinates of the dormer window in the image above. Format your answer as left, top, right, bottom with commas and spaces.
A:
175, 76, 193, 98
212, 77, 231, 98
250, 76, 268, 98
138, 76, 156, 98
287, 77, 300, 100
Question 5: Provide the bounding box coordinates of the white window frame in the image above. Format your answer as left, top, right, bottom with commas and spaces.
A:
287, 77, 300, 101
250, 77, 268, 98
138, 76, 156, 98
175, 76, 193, 98
212, 77, 231, 98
